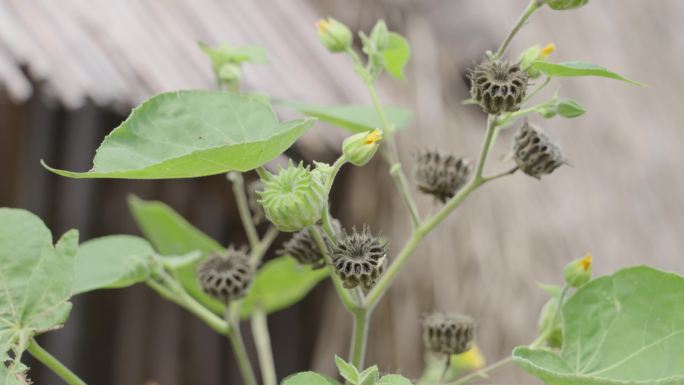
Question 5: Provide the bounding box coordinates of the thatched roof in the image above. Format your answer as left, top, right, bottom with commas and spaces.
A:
0, 0, 366, 109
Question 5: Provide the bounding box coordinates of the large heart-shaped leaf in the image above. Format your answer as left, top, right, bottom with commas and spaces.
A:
240, 256, 329, 319
127, 195, 225, 314
42, 91, 315, 179
514, 266, 684, 385
0, 208, 78, 360
531, 61, 644, 86
72, 235, 158, 295
277, 100, 414, 134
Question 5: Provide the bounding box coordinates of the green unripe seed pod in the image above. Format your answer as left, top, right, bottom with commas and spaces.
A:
258, 161, 327, 232
316, 17, 353, 53
564, 254, 592, 288
342, 129, 383, 166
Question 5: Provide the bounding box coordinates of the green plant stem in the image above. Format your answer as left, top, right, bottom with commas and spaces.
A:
349, 308, 371, 371
227, 172, 260, 250
146, 274, 229, 334
494, 0, 542, 59
530, 285, 569, 349
365, 81, 421, 228
310, 225, 356, 310
524, 76, 551, 103
255, 166, 271, 182
251, 308, 277, 385
447, 356, 513, 385
365, 116, 501, 307
27, 339, 87, 385
227, 322, 259, 385
250, 226, 279, 266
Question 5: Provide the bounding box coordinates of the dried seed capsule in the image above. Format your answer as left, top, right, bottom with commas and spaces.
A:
513, 121, 566, 178
197, 246, 254, 303
468, 58, 528, 115
330, 225, 388, 290
278, 219, 343, 269
247, 179, 265, 225
422, 312, 475, 355
258, 161, 327, 232
414, 150, 472, 203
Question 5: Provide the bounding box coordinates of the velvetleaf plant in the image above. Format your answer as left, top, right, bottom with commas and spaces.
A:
1, 1, 681, 385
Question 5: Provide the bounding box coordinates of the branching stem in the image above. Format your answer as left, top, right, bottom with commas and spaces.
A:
27, 339, 87, 385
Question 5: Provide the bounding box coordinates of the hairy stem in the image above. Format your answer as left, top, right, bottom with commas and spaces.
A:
365, 81, 421, 228
447, 356, 513, 385
27, 339, 87, 385
227, 322, 259, 385
366, 117, 501, 307
227, 172, 260, 251
146, 275, 229, 334
251, 308, 277, 385
495, 0, 542, 59
310, 225, 356, 310
349, 309, 371, 371
250, 226, 278, 266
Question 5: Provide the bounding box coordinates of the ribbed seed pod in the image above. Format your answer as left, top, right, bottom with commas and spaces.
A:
247, 179, 265, 225
513, 121, 566, 178
468, 58, 528, 115
330, 225, 387, 290
422, 312, 475, 355
258, 161, 327, 232
278, 219, 343, 269
414, 150, 472, 203
197, 246, 254, 303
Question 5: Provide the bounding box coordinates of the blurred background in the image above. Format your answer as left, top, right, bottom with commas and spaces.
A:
1, 0, 683, 384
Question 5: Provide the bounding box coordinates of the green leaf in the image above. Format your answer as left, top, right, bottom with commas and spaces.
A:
277, 99, 414, 134
535, 98, 586, 119
378, 374, 414, 385
0, 208, 78, 360
544, 0, 589, 10
531, 61, 644, 87
514, 266, 684, 385
556, 99, 586, 118
42, 91, 315, 179
240, 256, 329, 318
0, 361, 29, 385
73, 235, 156, 295
382, 32, 411, 80
198, 42, 267, 66
127, 195, 225, 314
335, 355, 359, 383
359, 366, 379, 385
282, 372, 336, 385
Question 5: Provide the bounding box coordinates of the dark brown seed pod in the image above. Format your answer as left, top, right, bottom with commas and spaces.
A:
414, 150, 472, 203
278, 220, 342, 269
196, 246, 254, 303
468, 58, 528, 115
513, 121, 566, 178
330, 225, 388, 290
422, 312, 475, 355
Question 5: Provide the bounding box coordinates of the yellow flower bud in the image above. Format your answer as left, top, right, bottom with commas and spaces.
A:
540, 43, 557, 59
564, 253, 592, 288
316, 17, 352, 53
342, 129, 383, 166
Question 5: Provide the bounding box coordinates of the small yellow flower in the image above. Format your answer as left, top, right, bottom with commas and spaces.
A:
451, 345, 486, 371
316, 19, 330, 34
579, 253, 592, 271
364, 129, 383, 145
540, 43, 556, 59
